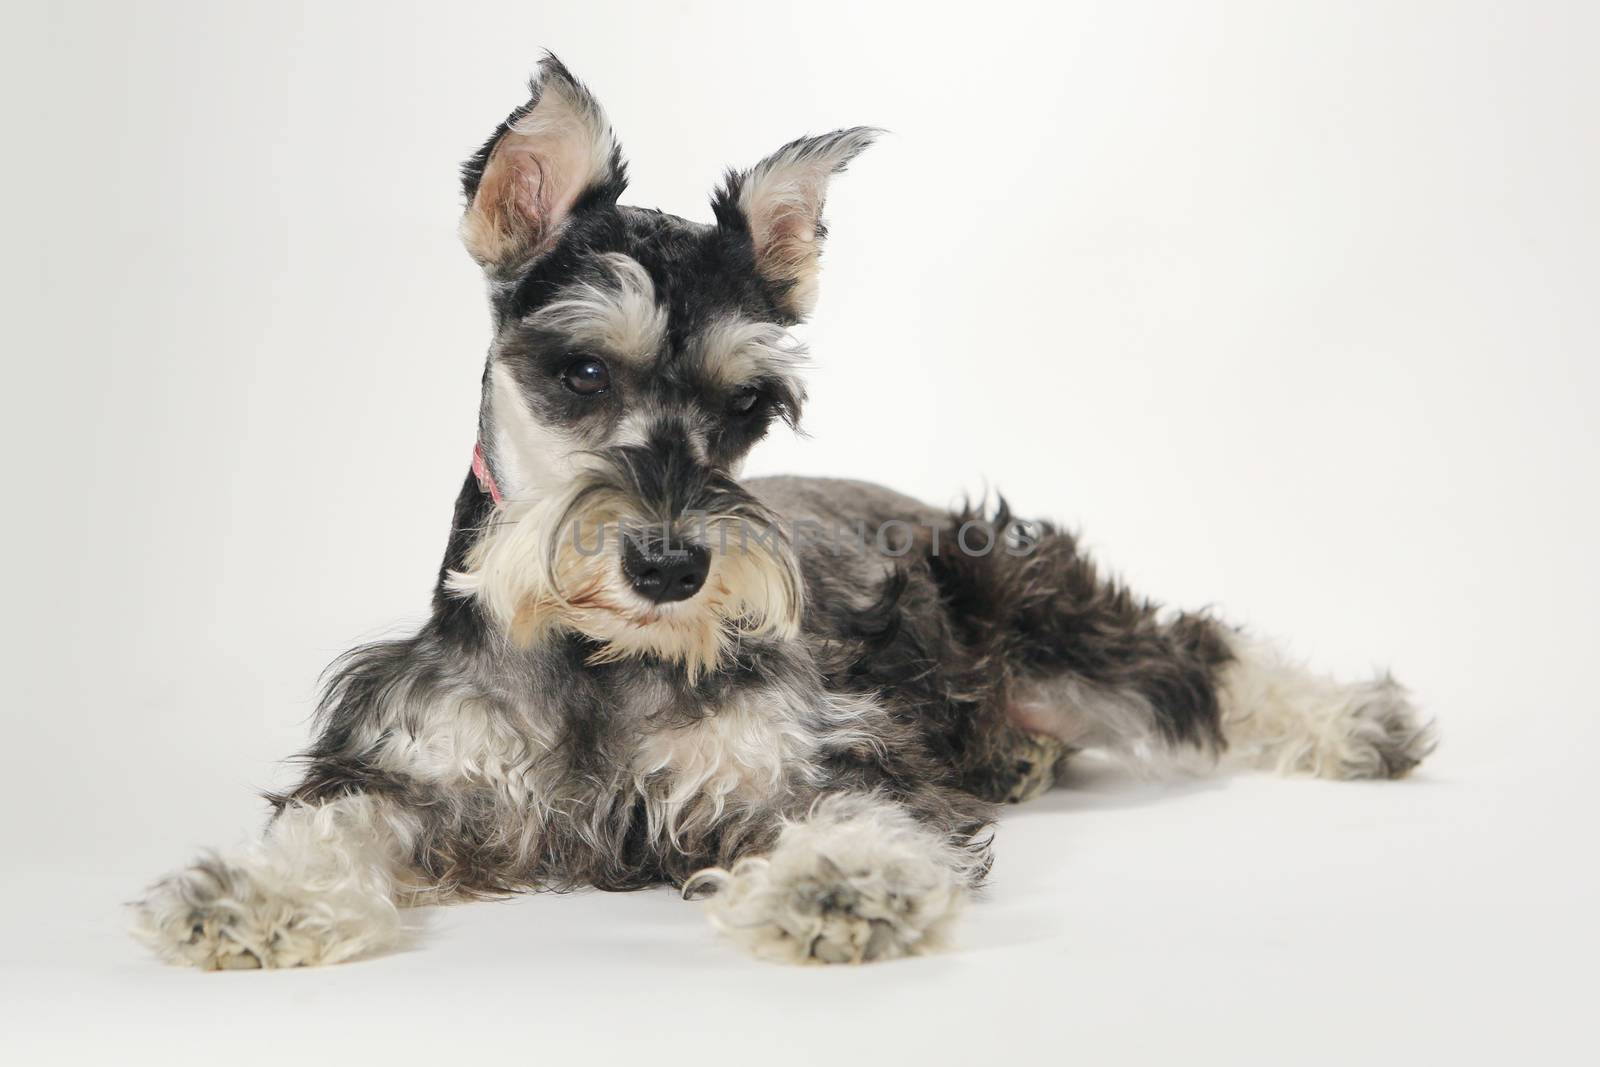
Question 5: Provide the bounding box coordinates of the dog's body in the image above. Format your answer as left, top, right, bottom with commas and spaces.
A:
133, 58, 1434, 968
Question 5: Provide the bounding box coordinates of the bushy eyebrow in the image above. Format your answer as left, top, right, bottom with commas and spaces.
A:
524, 253, 666, 363
693, 316, 809, 393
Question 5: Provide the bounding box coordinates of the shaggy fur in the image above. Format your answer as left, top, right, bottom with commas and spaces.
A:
131, 55, 1436, 970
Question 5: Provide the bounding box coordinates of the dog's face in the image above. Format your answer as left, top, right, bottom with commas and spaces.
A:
446, 57, 874, 676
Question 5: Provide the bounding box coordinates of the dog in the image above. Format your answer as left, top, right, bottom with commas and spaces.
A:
132, 56, 1436, 969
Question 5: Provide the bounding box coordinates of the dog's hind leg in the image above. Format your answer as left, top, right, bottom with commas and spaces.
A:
131, 792, 419, 969
1006, 622, 1438, 782
951, 517, 1434, 781
1010, 627, 1436, 781
1210, 634, 1436, 779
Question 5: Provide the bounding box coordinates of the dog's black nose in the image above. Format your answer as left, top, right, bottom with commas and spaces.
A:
621, 538, 711, 604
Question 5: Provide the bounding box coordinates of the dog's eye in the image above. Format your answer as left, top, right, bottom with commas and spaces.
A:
561, 358, 610, 396
727, 387, 762, 415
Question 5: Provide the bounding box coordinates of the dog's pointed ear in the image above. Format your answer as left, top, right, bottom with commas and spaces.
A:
460, 55, 627, 272
712, 128, 880, 321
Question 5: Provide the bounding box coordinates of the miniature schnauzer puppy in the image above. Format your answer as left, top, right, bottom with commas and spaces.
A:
133, 56, 1436, 969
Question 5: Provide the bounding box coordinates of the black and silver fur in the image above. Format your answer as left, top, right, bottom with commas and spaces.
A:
132, 56, 1436, 969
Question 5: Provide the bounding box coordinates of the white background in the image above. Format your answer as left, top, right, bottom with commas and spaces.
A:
3, 1, 1597, 1063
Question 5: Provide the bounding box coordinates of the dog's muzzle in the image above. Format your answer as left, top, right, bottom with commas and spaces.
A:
569, 431, 773, 605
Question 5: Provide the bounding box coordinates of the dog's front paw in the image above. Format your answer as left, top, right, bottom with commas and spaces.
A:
132, 856, 286, 970
130, 853, 398, 970
686, 795, 972, 964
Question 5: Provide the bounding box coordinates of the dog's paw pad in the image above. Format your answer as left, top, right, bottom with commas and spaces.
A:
214, 947, 265, 970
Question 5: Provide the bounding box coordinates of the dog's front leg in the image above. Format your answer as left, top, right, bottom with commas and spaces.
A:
685, 792, 984, 964
131, 792, 419, 969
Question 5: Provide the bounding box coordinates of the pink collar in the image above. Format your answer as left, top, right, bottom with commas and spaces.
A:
471, 443, 503, 506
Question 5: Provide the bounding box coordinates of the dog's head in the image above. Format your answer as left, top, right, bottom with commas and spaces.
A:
446, 56, 875, 676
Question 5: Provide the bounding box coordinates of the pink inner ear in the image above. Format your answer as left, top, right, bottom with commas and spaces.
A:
506, 151, 549, 241
751, 174, 827, 251
505, 128, 598, 244
765, 213, 817, 250
739, 170, 834, 318
475, 148, 547, 249
463, 80, 618, 268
